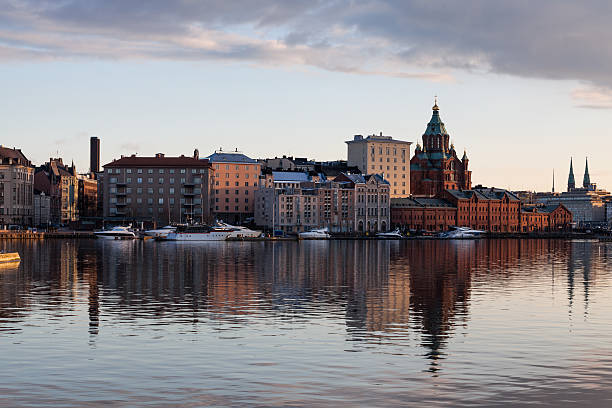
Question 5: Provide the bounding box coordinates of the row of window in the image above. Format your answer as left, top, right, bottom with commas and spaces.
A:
215, 181, 257, 187
107, 168, 204, 175
109, 177, 201, 184
109, 187, 201, 195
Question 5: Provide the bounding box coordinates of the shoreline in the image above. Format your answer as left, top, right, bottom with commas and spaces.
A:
0, 231, 605, 241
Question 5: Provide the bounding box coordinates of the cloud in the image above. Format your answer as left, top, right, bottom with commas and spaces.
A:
2, 0, 612, 103
571, 87, 612, 109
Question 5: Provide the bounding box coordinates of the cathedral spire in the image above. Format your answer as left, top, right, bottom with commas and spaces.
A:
552, 169, 555, 193
568, 157, 575, 191
583, 157, 590, 188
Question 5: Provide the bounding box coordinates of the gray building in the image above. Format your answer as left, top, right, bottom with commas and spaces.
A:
102, 152, 214, 226
0, 146, 34, 228
34, 192, 51, 227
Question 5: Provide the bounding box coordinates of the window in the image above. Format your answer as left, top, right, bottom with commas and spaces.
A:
148, 169, 153, 174
137, 169, 143, 174
127, 169, 132, 174
137, 198, 142, 204
110, 177, 117, 183
147, 198, 153, 204
169, 188, 175, 194
148, 177, 153, 183
169, 198, 174, 205
158, 188, 163, 194
170, 178, 175, 184
180, 169, 186, 174
169, 169, 175, 174
159, 169, 164, 174
126, 177, 131, 183
148, 188, 153, 194
158, 198, 164, 205
137, 178, 142, 184
158, 178, 164, 184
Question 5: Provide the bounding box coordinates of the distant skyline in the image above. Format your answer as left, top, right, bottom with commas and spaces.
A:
1, 1, 611, 192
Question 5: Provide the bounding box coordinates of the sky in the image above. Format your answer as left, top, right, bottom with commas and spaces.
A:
1, 0, 611, 192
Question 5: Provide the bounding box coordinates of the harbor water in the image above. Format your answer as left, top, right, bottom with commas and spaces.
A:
1, 239, 612, 407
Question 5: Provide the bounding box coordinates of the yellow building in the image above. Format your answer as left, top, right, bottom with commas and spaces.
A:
346, 133, 412, 198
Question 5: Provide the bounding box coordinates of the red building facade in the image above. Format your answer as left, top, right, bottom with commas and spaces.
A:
410, 102, 471, 196
391, 188, 572, 234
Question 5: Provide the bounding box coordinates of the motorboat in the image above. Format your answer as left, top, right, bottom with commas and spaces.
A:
94, 226, 136, 240
0, 252, 20, 263
144, 225, 176, 238
376, 229, 403, 239
438, 226, 485, 239
216, 222, 262, 238
162, 225, 233, 241
298, 227, 331, 240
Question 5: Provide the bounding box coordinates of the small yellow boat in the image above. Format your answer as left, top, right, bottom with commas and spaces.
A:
0, 252, 20, 263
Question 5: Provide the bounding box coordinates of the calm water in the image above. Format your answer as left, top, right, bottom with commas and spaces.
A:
1, 239, 612, 407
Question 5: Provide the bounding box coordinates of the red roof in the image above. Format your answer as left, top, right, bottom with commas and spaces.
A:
104, 156, 211, 168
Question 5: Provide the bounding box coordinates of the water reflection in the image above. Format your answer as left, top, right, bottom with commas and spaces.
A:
1, 239, 612, 406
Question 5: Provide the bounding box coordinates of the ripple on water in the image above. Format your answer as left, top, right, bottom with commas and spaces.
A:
1, 239, 612, 406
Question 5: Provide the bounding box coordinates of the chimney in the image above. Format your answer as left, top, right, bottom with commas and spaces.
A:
90, 136, 100, 173
194, 149, 199, 159
155, 153, 165, 158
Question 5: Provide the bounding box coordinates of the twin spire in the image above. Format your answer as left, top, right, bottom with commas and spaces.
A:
567, 157, 591, 191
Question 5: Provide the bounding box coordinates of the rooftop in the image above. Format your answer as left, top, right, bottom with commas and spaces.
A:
206, 151, 258, 164
346, 132, 412, 145
272, 171, 311, 182
104, 155, 211, 168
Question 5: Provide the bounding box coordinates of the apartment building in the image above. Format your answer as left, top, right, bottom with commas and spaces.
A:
207, 150, 261, 223
34, 158, 78, 225
77, 174, 98, 218
346, 133, 412, 198
102, 152, 213, 225
255, 171, 390, 234
0, 146, 34, 228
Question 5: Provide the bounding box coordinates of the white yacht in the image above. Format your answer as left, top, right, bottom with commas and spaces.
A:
144, 225, 176, 238
163, 225, 233, 241
376, 229, 403, 239
438, 226, 485, 239
94, 226, 136, 240
298, 227, 331, 240
216, 222, 262, 238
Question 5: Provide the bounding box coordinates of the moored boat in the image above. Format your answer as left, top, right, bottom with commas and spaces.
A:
94, 226, 136, 240
216, 222, 262, 238
438, 226, 485, 239
298, 227, 331, 240
163, 225, 233, 241
144, 225, 176, 238
376, 229, 403, 239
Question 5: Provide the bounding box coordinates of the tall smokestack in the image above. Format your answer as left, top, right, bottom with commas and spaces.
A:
90, 136, 100, 173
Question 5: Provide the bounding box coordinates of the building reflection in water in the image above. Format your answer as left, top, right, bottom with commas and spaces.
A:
2, 238, 612, 372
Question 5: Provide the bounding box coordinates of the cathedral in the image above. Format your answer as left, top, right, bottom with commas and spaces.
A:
567, 157, 594, 191
410, 101, 471, 196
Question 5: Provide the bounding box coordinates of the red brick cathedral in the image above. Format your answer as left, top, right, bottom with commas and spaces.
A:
410, 101, 471, 196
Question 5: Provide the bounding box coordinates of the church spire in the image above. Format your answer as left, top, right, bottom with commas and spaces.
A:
583, 157, 590, 188
552, 169, 555, 193
568, 157, 575, 191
